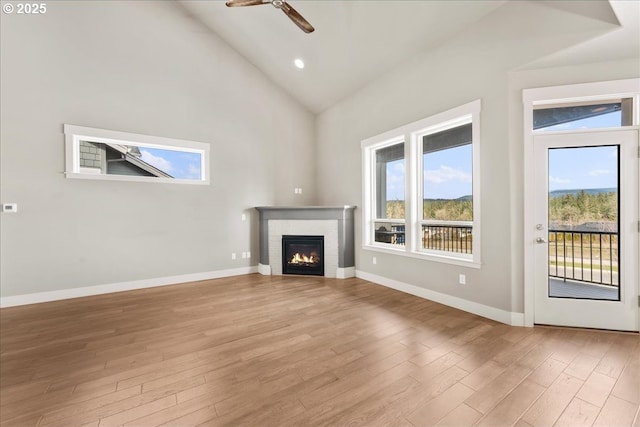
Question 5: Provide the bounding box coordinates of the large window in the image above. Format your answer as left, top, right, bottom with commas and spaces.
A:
362, 100, 481, 266
64, 125, 210, 185
420, 122, 473, 255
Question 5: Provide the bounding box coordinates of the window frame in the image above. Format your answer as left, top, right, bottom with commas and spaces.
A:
522, 77, 640, 327
64, 124, 210, 185
369, 136, 407, 251
361, 99, 481, 267
416, 115, 476, 261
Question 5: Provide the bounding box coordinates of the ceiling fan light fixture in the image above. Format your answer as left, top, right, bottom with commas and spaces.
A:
294, 58, 305, 69
225, 0, 315, 34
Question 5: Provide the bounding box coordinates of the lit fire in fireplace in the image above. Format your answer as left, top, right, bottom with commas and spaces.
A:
289, 253, 319, 265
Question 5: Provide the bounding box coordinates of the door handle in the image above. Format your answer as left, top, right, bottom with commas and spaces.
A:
536, 237, 547, 243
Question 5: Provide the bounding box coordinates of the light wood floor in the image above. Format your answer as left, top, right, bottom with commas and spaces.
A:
1, 275, 638, 427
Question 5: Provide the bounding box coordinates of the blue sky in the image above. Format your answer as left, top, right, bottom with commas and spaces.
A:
385, 160, 405, 201
385, 144, 472, 201
384, 111, 622, 201
423, 145, 472, 200
548, 145, 617, 192
139, 147, 202, 180
543, 111, 620, 192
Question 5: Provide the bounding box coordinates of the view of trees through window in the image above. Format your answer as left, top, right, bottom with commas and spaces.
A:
549, 190, 617, 227
548, 145, 618, 230
547, 145, 619, 289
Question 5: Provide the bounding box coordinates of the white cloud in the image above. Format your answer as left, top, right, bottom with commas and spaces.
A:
140, 150, 172, 173
424, 165, 471, 184
588, 169, 610, 176
549, 176, 570, 184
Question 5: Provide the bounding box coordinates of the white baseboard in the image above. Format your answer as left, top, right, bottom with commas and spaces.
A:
258, 263, 272, 276
510, 312, 525, 327
336, 267, 356, 279
0, 266, 258, 308
356, 270, 526, 327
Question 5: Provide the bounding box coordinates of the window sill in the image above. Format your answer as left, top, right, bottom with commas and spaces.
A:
65, 172, 209, 185
362, 244, 482, 269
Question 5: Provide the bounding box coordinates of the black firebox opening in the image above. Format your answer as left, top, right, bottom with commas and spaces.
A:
282, 235, 324, 276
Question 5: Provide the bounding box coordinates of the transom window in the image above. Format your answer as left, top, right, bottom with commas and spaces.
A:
533, 98, 633, 132
64, 125, 210, 185
362, 100, 481, 266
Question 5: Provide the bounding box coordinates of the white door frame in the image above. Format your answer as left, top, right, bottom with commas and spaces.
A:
533, 130, 638, 330
523, 78, 640, 328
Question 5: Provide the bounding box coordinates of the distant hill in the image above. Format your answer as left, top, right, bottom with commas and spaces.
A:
424, 195, 472, 202
549, 188, 616, 198
423, 189, 615, 202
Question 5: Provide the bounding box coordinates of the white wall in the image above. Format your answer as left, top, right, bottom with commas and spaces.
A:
315, 1, 639, 316
0, 1, 316, 298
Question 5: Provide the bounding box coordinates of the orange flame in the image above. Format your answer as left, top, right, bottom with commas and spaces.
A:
290, 253, 317, 264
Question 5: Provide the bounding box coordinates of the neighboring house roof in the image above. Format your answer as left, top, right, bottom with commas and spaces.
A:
105, 143, 173, 178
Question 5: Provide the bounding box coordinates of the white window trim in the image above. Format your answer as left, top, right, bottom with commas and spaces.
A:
362, 135, 406, 252
361, 99, 481, 268
522, 78, 640, 327
64, 124, 210, 185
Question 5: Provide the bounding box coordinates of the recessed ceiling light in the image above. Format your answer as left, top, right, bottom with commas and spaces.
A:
294, 58, 305, 69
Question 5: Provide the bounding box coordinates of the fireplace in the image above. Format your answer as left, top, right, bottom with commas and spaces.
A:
282, 235, 324, 276
255, 206, 356, 278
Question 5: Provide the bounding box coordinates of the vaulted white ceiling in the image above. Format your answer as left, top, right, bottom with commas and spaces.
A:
178, 0, 639, 113
522, 1, 639, 70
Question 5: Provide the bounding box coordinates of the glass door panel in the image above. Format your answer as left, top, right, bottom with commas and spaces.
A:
547, 146, 619, 301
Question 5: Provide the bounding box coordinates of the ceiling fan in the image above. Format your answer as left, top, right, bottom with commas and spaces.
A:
225, 0, 315, 34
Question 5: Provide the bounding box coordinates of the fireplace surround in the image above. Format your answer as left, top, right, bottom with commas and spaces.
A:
255, 206, 356, 278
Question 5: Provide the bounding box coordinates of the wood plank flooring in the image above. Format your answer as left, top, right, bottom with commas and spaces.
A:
1, 274, 638, 426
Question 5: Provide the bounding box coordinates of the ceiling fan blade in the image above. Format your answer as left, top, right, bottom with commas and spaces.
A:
281, 2, 315, 33
225, 0, 268, 7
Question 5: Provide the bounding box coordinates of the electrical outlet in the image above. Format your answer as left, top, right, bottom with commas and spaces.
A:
459, 274, 466, 285
241, 214, 247, 221
247, 251, 251, 259
241, 252, 247, 259
231, 253, 236, 260
373, 257, 377, 265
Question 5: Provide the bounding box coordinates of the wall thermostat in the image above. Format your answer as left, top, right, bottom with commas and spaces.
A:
2, 203, 18, 213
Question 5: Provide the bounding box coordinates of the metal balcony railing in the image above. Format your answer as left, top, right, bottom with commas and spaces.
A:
548, 230, 618, 287
422, 224, 472, 254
